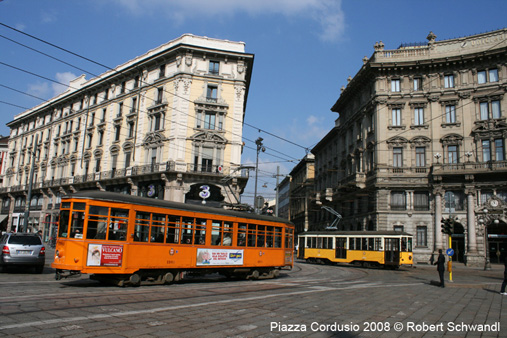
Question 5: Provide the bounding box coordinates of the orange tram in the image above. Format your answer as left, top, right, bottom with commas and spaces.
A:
51, 191, 294, 286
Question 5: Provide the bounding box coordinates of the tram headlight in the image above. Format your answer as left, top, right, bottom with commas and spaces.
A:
55, 250, 60, 258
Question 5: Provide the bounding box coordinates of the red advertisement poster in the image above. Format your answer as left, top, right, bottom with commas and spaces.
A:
87, 244, 123, 267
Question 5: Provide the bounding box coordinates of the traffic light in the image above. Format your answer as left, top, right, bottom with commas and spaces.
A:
441, 218, 455, 235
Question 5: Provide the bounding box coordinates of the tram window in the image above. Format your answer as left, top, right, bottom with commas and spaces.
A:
274, 227, 282, 248
247, 224, 256, 247
311, 237, 316, 248
265, 226, 274, 248
237, 223, 247, 246
58, 210, 70, 238
257, 225, 266, 247
349, 238, 355, 250
73, 202, 86, 211
322, 237, 327, 249
401, 237, 412, 252
368, 238, 374, 251
89, 206, 108, 215
150, 214, 166, 243
211, 220, 222, 246
166, 215, 180, 244
285, 228, 294, 249
108, 208, 128, 241
317, 237, 322, 249
134, 212, 150, 242
61, 202, 71, 209
87, 206, 109, 240
375, 238, 382, 251
181, 217, 194, 244
194, 219, 206, 245
354, 238, 360, 250
70, 212, 85, 238
223, 222, 232, 246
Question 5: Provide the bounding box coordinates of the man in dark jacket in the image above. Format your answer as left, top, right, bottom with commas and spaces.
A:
434, 249, 446, 288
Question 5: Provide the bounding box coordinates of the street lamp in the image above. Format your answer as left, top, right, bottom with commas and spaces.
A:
254, 137, 265, 214
480, 208, 492, 270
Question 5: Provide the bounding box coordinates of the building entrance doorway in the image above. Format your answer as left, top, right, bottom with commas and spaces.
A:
487, 220, 507, 264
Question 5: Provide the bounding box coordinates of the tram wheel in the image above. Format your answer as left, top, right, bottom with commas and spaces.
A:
129, 273, 141, 286
248, 270, 260, 280
163, 272, 174, 284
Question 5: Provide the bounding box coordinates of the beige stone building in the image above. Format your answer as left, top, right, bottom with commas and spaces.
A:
288, 154, 315, 234
312, 29, 507, 266
0, 34, 254, 240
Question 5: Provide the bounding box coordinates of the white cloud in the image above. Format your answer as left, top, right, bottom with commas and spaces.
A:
14, 23, 26, 31
286, 114, 329, 146
27, 82, 50, 99
41, 10, 58, 24
113, 0, 345, 41
52, 72, 78, 96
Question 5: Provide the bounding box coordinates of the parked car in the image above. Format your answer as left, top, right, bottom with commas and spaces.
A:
0, 233, 45, 273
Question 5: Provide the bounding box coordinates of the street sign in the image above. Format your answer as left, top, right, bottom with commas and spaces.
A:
446, 248, 454, 256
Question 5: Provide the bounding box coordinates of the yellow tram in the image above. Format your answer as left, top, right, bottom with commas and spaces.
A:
51, 191, 295, 286
298, 231, 413, 268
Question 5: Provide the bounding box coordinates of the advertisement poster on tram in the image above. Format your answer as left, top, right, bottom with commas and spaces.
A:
87, 244, 123, 267
196, 248, 244, 266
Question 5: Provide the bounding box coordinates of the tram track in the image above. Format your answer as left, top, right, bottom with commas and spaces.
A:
0, 263, 369, 318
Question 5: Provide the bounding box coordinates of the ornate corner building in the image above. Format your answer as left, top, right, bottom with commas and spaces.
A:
0, 34, 254, 238
312, 29, 507, 266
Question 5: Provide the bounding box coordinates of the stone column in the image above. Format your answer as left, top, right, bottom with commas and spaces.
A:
466, 189, 477, 253
434, 190, 443, 251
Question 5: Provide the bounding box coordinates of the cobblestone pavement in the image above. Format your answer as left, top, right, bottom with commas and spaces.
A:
0, 255, 505, 338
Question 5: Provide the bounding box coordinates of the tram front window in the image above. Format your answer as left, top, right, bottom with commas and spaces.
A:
58, 210, 70, 238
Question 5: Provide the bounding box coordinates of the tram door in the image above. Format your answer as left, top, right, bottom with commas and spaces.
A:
384, 238, 400, 266
335, 237, 347, 259
298, 237, 305, 259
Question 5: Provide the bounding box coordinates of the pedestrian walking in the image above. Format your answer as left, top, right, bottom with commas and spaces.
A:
501, 255, 507, 295
434, 249, 445, 288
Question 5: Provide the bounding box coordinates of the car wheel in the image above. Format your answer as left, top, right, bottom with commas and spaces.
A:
35, 265, 44, 274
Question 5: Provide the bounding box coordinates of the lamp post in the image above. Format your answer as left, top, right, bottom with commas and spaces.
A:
480, 208, 492, 270
254, 137, 265, 214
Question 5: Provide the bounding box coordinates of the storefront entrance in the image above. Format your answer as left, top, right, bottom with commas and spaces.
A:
487, 220, 507, 264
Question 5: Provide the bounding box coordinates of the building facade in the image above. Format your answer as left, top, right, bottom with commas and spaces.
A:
313, 29, 507, 266
0, 34, 254, 240
288, 154, 315, 234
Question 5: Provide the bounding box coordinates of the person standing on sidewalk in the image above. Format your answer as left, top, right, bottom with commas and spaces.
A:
501, 255, 507, 295
434, 249, 446, 288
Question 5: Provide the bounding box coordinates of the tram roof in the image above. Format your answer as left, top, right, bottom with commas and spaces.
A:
63, 191, 293, 225
300, 230, 413, 237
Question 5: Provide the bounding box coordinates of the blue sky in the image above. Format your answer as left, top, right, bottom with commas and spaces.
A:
0, 0, 506, 205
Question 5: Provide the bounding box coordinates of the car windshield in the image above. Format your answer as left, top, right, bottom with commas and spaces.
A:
8, 236, 42, 245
